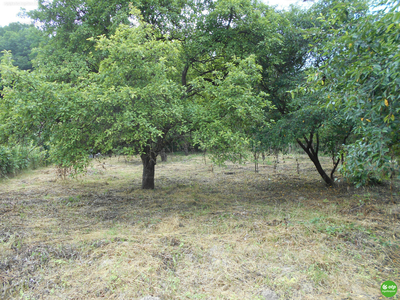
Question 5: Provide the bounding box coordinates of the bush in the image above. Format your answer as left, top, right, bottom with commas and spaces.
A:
0, 144, 48, 178
340, 141, 388, 187
0, 146, 14, 176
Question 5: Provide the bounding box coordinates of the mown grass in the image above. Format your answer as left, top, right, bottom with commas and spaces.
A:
0, 153, 399, 299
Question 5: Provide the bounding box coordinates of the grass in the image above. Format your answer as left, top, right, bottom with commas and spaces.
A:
0, 153, 399, 299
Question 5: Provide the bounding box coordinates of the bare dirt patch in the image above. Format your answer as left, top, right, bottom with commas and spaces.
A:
0, 154, 399, 299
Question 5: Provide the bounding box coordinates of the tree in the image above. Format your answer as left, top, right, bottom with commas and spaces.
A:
0, 23, 45, 105
0, 23, 44, 71
1, 1, 274, 189
252, 1, 367, 186
27, 0, 195, 81
308, 0, 400, 186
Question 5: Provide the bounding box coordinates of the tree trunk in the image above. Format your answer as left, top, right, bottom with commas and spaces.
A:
183, 142, 189, 156
253, 147, 259, 173
297, 134, 334, 186
141, 150, 157, 189
308, 152, 333, 186
160, 148, 167, 162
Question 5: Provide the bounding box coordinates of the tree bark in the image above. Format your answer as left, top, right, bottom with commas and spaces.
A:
297, 134, 334, 186
182, 63, 189, 86
141, 149, 157, 189
183, 142, 189, 156
160, 148, 167, 162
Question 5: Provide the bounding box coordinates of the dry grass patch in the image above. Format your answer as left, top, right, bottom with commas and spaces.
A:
0, 153, 399, 299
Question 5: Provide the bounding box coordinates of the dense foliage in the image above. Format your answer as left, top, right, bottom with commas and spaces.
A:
0, 23, 44, 70
0, 144, 47, 178
307, 0, 400, 185
1, 1, 275, 189
250, 0, 367, 186
0, 0, 399, 188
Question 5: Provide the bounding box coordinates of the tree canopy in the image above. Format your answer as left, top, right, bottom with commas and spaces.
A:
307, 0, 400, 185
250, 0, 368, 186
0, 23, 44, 70
1, 1, 275, 189
0, 0, 399, 189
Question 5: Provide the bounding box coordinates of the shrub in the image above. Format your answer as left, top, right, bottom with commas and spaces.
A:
340, 141, 387, 187
0, 146, 15, 176
0, 144, 48, 178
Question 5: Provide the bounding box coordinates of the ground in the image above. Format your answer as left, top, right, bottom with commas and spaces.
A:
0, 153, 399, 299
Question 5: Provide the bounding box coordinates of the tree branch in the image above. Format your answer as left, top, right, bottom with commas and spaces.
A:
226, 8, 234, 29
182, 63, 189, 86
